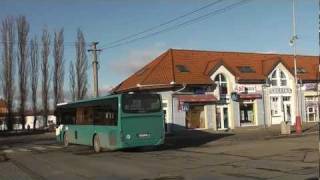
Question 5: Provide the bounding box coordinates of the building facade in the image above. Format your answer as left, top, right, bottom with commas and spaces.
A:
113, 49, 319, 132
0, 99, 8, 130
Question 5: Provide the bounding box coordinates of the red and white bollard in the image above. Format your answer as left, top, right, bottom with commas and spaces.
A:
295, 116, 302, 135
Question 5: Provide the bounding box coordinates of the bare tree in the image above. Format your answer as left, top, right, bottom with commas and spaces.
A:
41, 27, 50, 127
69, 61, 76, 102
17, 16, 29, 130
53, 29, 64, 109
0, 17, 15, 131
75, 29, 88, 100
30, 36, 39, 129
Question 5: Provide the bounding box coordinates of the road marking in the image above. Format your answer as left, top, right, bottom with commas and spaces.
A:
47, 145, 63, 149
31, 146, 46, 151
17, 148, 32, 152
3, 149, 14, 153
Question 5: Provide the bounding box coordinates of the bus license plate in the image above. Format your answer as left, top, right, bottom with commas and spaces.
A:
138, 133, 150, 138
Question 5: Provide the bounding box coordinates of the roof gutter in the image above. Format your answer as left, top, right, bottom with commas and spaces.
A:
136, 81, 176, 88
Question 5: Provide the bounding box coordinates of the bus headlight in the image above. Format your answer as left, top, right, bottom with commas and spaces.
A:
125, 134, 131, 140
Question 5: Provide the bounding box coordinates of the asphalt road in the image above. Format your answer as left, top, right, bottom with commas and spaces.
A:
0, 131, 318, 180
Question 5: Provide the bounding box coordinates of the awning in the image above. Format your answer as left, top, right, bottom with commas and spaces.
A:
239, 93, 262, 100
178, 94, 217, 102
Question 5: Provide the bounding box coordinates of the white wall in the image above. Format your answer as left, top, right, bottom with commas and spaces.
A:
210, 65, 236, 129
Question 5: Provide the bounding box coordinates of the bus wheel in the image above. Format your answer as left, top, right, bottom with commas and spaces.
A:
63, 133, 69, 147
93, 135, 101, 153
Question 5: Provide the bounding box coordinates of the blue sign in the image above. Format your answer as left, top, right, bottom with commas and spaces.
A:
182, 103, 190, 111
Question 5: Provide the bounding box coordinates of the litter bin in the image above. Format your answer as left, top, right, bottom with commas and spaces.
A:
281, 121, 291, 135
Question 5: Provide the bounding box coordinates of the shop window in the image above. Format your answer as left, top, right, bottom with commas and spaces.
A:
282, 96, 290, 101
214, 74, 228, 96
271, 97, 280, 116
240, 102, 254, 124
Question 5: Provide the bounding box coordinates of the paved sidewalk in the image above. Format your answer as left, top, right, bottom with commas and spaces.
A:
166, 122, 318, 147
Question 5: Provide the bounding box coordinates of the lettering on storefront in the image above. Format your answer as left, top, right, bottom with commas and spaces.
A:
304, 83, 318, 91
235, 85, 258, 93
269, 88, 292, 94
182, 103, 190, 112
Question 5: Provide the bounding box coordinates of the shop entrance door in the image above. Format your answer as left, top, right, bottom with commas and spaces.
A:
283, 102, 291, 122
186, 105, 205, 129
216, 106, 229, 130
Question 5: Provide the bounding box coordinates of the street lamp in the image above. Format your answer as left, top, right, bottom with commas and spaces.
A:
290, 0, 302, 134
262, 78, 270, 128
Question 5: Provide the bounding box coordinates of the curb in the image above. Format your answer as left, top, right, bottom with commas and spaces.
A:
264, 131, 318, 140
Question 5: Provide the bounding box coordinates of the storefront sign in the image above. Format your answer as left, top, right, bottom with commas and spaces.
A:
235, 85, 258, 93
269, 88, 292, 94
304, 83, 318, 91
305, 101, 319, 107
231, 92, 239, 101
182, 103, 190, 111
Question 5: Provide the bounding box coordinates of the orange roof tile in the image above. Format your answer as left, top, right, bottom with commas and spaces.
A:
114, 49, 319, 93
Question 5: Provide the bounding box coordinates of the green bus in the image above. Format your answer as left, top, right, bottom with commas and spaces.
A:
55, 93, 165, 152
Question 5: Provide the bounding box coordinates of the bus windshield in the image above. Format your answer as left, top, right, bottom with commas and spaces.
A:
122, 94, 161, 113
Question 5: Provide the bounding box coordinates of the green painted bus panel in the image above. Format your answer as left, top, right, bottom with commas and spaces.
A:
120, 112, 165, 148
93, 125, 121, 150
74, 125, 94, 145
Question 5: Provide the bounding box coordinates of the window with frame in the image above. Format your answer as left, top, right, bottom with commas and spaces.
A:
94, 98, 118, 126
76, 107, 94, 125
280, 71, 287, 86
271, 70, 277, 86
269, 69, 287, 87
59, 110, 76, 125
214, 73, 228, 95
270, 97, 280, 116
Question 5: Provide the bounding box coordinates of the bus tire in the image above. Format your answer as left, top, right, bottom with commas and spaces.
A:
93, 135, 101, 153
63, 133, 69, 147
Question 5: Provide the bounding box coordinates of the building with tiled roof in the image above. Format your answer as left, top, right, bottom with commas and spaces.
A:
114, 49, 319, 132
0, 99, 8, 130
0, 99, 7, 114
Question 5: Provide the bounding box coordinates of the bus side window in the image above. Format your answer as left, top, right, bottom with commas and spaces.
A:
94, 98, 118, 126
76, 107, 94, 125
61, 110, 76, 125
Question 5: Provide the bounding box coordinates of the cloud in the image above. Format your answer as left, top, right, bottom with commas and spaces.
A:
108, 43, 167, 77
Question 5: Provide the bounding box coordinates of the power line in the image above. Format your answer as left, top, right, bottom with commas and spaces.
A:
101, 0, 252, 50
101, 0, 224, 48
0, 41, 91, 46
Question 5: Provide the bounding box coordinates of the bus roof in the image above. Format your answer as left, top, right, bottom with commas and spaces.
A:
56, 94, 121, 109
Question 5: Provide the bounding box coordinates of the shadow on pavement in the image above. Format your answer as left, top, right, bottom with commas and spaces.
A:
122, 129, 234, 153
73, 129, 234, 155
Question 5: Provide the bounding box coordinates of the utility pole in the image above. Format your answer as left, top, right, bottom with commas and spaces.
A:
88, 42, 102, 97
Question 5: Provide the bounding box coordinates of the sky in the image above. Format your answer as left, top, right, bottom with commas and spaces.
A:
0, 0, 318, 96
